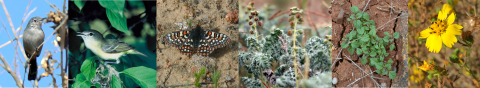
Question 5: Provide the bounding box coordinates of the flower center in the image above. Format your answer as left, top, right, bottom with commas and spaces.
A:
429, 20, 447, 35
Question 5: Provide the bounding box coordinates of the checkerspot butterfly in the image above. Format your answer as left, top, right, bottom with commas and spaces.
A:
163, 25, 231, 55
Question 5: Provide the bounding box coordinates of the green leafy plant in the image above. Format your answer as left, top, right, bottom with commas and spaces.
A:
342, 6, 399, 79
212, 69, 221, 88
194, 67, 206, 87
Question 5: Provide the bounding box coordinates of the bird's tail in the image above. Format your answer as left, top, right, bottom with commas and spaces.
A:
128, 50, 151, 59
27, 57, 37, 81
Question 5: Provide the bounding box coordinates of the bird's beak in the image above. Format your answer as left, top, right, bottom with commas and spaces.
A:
77, 32, 84, 37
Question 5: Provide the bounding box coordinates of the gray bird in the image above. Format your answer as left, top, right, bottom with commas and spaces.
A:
23, 17, 45, 81
77, 30, 150, 65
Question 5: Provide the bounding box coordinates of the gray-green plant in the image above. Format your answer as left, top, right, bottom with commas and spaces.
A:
194, 67, 206, 87
212, 69, 221, 88
239, 3, 332, 87
341, 6, 399, 79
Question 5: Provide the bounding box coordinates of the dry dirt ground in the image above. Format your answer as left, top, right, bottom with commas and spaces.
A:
156, 0, 239, 87
331, 0, 408, 87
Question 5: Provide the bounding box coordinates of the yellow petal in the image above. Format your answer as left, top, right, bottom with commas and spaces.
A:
447, 12, 456, 25
426, 35, 442, 53
447, 24, 463, 35
420, 28, 432, 38
438, 4, 453, 20
441, 32, 457, 48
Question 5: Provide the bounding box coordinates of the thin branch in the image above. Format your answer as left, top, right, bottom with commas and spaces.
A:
342, 53, 380, 87
0, 54, 23, 87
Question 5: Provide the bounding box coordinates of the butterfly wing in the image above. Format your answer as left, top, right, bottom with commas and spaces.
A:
163, 30, 196, 55
197, 30, 230, 55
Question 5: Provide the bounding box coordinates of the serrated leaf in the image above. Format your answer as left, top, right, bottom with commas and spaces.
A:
370, 25, 376, 30
388, 59, 394, 64
362, 47, 368, 53
351, 41, 359, 49
363, 12, 369, 20
348, 47, 355, 54
361, 34, 370, 42
121, 66, 157, 88
387, 65, 392, 70
376, 63, 383, 70
356, 12, 363, 19
369, 29, 376, 36
361, 57, 368, 65
384, 32, 390, 36
389, 71, 396, 79
390, 44, 395, 51
354, 20, 362, 29
358, 27, 365, 34
370, 20, 375, 25
348, 30, 357, 40
370, 50, 377, 57
351, 6, 359, 13
383, 69, 388, 75
383, 36, 389, 42
356, 48, 363, 55
341, 41, 349, 48
347, 18, 352, 21
380, 56, 384, 61
393, 32, 400, 39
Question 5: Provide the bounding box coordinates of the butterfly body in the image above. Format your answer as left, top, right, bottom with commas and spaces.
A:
163, 25, 230, 55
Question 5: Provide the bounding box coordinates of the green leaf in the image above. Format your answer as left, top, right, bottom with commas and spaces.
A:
370, 50, 377, 57
350, 15, 355, 19
341, 41, 349, 49
360, 34, 370, 42
384, 52, 390, 56
74, 1, 86, 12
384, 32, 390, 36
361, 57, 368, 65
111, 75, 122, 88
351, 6, 359, 13
121, 66, 157, 88
375, 63, 384, 70
369, 29, 376, 36
348, 47, 355, 54
356, 48, 363, 55
377, 70, 383, 75
383, 36, 389, 42
362, 12, 369, 20
347, 18, 352, 21
106, 9, 130, 35
72, 74, 91, 88
80, 57, 97, 80
98, 0, 125, 12
388, 59, 394, 64
351, 41, 359, 49
390, 44, 395, 51
393, 32, 400, 39
356, 12, 363, 19
357, 27, 365, 34
354, 20, 362, 29
370, 25, 376, 30
387, 64, 392, 70
362, 47, 368, 53
369, 20, 375, 25
389, 71, 397, 79
348, 30, 357, 40
379, 56, 384, 61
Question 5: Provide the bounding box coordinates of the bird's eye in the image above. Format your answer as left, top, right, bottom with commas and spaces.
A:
89, 33, 93, 36
33, 20, 37, 22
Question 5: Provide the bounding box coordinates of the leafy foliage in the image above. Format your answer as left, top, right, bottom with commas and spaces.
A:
342, 6, 400, 79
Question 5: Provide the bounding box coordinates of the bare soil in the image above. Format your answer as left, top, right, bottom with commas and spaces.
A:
331, 0, 408, 87
156, 0, 239, 87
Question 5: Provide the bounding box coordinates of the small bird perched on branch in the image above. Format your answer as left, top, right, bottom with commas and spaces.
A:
23, 16, 46, 81
77, 30, 150, 65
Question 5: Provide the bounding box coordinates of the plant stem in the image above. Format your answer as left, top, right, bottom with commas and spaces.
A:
292, 16, 299, 88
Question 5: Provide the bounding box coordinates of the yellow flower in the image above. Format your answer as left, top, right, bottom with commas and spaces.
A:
419, 60, 434, 71
410, 64, 424, 83
420, 4, 462, 53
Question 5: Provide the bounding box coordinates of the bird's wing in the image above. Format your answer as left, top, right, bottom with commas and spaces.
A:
101, 39, 134, 53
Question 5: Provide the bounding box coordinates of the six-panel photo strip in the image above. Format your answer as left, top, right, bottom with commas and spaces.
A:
1, 0, 478, 88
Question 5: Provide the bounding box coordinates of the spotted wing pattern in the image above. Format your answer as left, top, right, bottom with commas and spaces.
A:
197, 30, 231, 55
163, 26, 230, 55
163, 30, 196, 55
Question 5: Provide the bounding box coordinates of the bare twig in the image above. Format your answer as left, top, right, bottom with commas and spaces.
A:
0, 54, 23, 87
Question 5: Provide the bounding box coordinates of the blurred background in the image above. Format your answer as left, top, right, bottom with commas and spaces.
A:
0, 0, 66, 87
